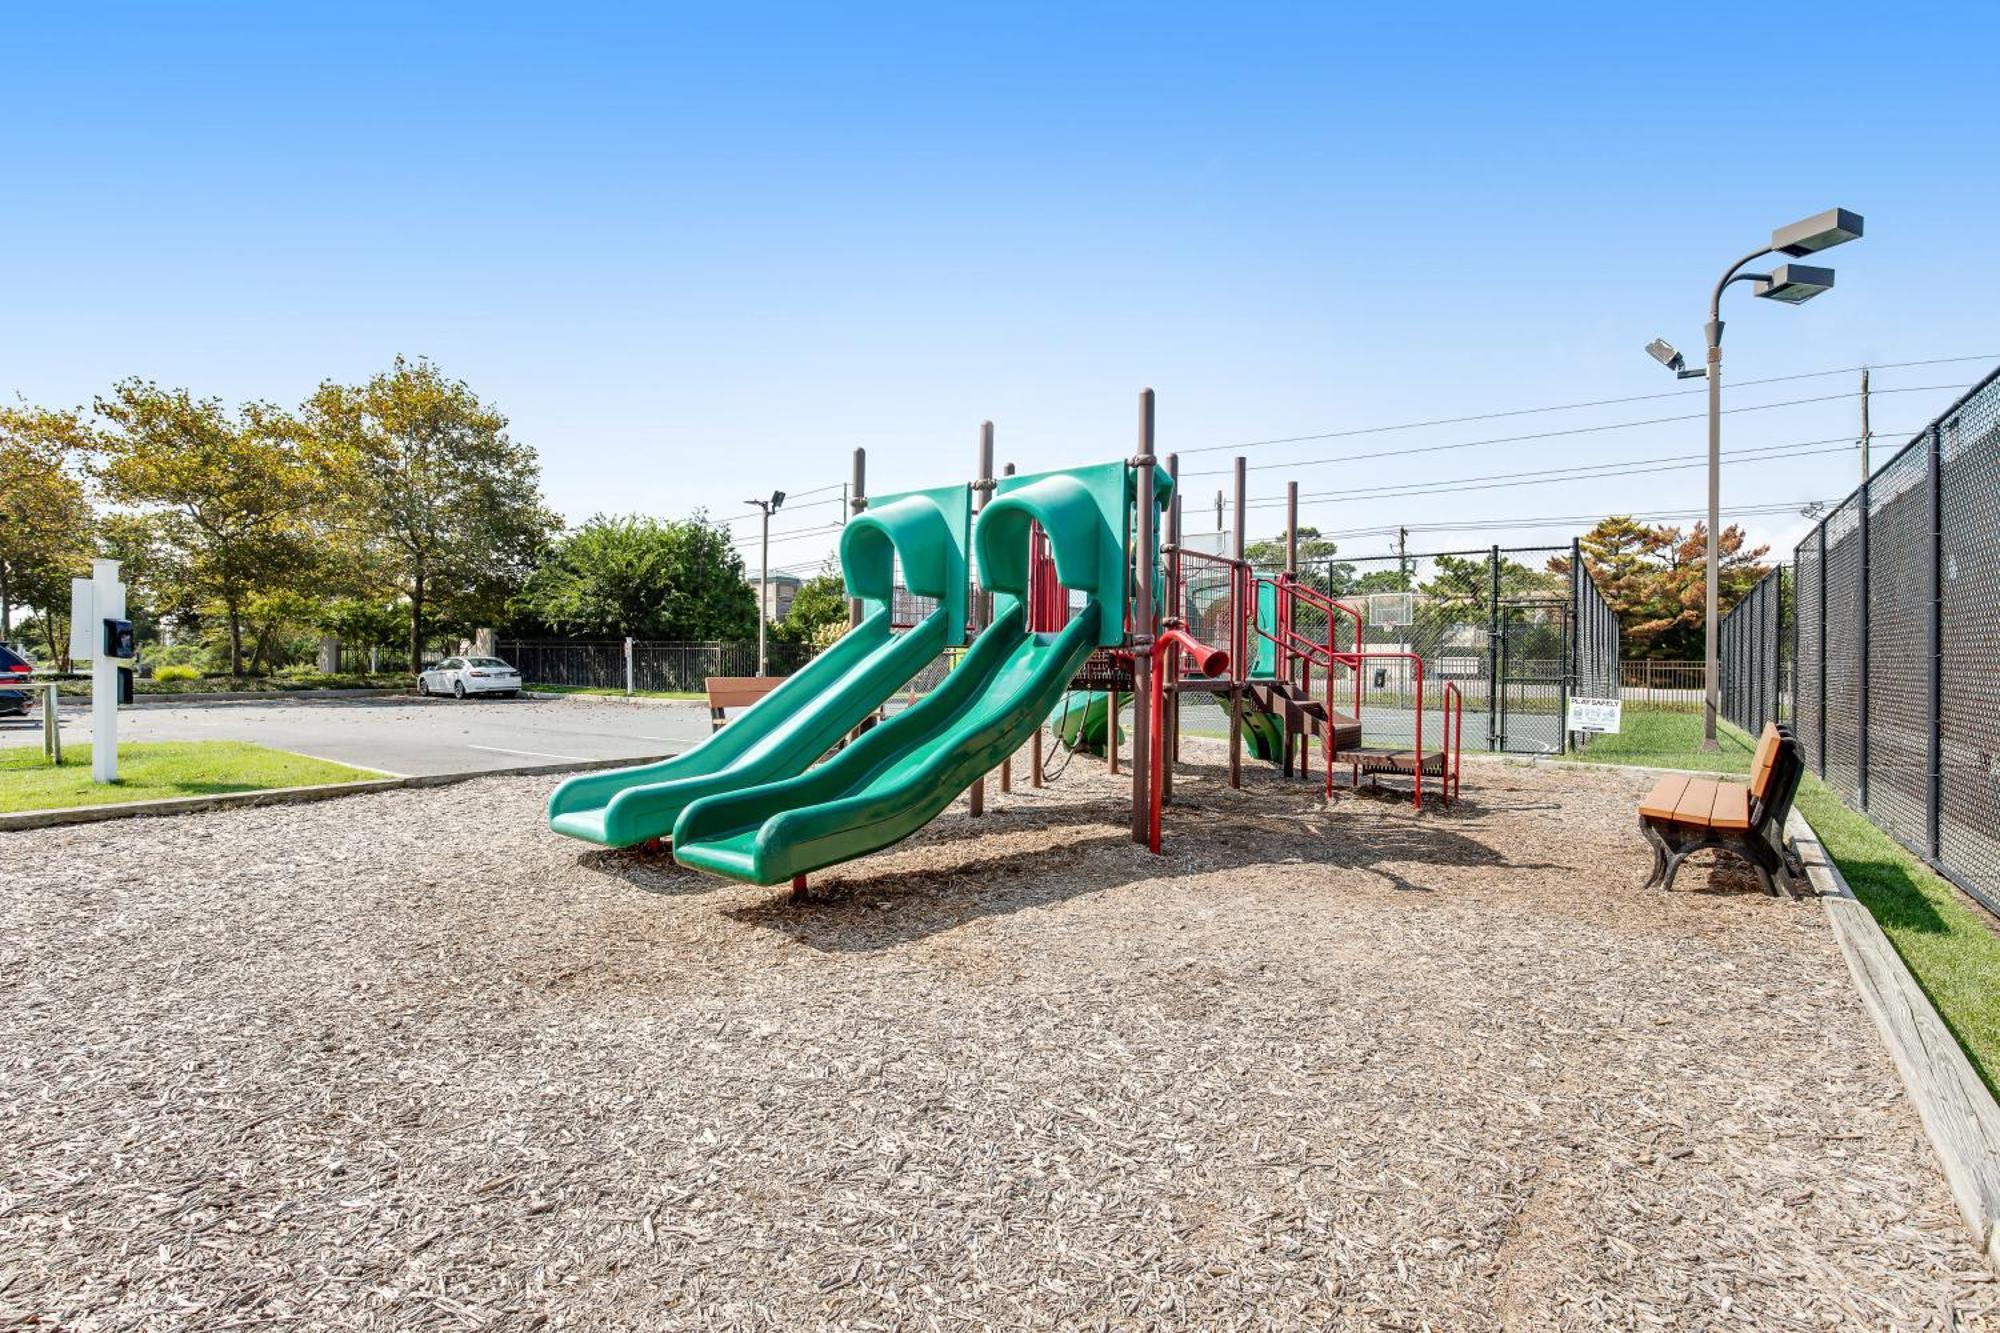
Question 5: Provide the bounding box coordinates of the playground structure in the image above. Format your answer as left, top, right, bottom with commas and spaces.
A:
547, 387, 1637, 883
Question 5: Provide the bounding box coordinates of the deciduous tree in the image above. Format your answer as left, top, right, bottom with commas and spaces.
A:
91, 382, 321, 675
512, 512, 757, 640
0, 404, 95, 660
303, 358, 556, 670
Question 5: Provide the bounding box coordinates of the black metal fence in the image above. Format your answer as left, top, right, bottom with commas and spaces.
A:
498, 639, 809, 692
1752, 361, 2000, 918
1718, 565, 1788, 736
1571, 545, 1621, 743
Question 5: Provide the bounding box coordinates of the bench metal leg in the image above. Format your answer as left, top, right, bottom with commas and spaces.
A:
1644, 819, 1800, 899
1639, 820, 1670, 889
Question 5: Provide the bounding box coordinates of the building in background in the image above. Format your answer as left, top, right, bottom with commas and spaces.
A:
745, 571, 802, 622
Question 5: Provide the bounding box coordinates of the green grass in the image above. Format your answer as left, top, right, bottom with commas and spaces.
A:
1569, 709, 2000, 1094
1568, 708, 1756, 774
525, 684, 705, 701
0, 742, 383, 813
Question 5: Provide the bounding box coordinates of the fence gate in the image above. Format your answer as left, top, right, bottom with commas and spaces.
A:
1493, 599, 1570, 754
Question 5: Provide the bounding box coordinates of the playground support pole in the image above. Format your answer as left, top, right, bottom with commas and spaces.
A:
1283, 480, 1299, 777
1228, 455, 1245, 789
971, 422, 994, 816
1285, 482, 1298, 574
1000, 462, 1016, 794
1163, 453, 1180, 803
848, 448, 866, 630
1130, 389, 1157, 845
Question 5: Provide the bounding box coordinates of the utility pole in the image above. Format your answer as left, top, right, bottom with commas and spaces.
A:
1860, 364, 1872, 482
1397, 526, 1409, 587
1215, 489, 1224, 533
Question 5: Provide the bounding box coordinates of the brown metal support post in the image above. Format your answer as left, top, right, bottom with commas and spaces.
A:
1282, 479, 1299, 777
1000, 461, 1016, 794
848, 448, 866, 629
1131, 389, 1157, 844
1228, 455, 1246, 789
970, 422, 994, 816
1163, 453, 1180, 802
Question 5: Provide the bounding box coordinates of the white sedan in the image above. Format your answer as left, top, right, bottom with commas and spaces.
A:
417, 655, 523, 699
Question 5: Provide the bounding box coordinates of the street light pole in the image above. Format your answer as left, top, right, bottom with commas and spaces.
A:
758, 504, 770, 676
1649, 208, 1862, 751
745, 489, 787, 676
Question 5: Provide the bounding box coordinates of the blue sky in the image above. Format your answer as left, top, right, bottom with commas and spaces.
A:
5, 2, 1997, 576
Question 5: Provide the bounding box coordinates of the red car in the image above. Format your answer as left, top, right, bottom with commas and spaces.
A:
0, 645, 33, 717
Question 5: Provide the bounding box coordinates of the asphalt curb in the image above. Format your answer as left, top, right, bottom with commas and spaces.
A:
45, 687, 416, 710
524, 689, 706, 707
0, 752, 669, 833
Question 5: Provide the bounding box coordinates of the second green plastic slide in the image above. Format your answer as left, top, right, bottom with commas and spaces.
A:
671, 602, 1101, 884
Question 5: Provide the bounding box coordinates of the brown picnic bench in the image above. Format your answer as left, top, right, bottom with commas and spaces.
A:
1637, 721, 1805, 898
705, 675, 786, 731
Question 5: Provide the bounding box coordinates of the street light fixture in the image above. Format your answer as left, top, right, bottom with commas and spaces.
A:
745, 490, 786, 676
1752, 263, 1835, 304
1644, 206, 1863, 749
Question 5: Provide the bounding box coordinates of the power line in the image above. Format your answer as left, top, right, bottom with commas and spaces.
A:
1244, 433, 1876, 509
1182, 385, 1965, 479
1296, 500, 1833, 543
718, 494, 846, 526
1178, 356, 1994, 458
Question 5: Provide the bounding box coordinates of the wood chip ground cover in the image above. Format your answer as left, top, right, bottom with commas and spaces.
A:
1, 743, 1993, 1330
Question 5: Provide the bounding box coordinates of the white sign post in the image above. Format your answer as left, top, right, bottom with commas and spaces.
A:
1566, 695, 1624, 736
69, 559, 129, 783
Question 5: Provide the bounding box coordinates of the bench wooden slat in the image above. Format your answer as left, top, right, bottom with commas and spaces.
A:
706, 676, 785, 709
1673, 778, 1719, 826
1749, 723, 1782, 801
1640, 774, 1692, 820
1710, 783, 1751, 831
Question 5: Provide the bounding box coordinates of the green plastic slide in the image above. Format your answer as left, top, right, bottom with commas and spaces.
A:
671, 464, 1135, 885
544, 485, 969, 848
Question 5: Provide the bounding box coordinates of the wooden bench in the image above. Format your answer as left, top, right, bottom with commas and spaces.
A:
1637, 722, 1805, 897
705, 675, 786, 731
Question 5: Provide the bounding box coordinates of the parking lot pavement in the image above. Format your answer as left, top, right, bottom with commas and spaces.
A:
0, 694, 713, 777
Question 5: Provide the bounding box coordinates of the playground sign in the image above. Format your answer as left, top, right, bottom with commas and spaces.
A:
1566, 696, 1623, 734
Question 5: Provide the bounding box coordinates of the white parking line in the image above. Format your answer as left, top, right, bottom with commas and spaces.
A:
466, 744, 592, 763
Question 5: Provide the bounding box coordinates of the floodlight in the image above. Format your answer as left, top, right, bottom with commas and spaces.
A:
1646, 338, 1685, 372
1753, 263, 1835, 304
1770, 208, 1863, 257
770, 490, 785, 510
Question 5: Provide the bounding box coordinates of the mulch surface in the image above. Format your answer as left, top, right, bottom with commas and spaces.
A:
2, 742, 1992, 1330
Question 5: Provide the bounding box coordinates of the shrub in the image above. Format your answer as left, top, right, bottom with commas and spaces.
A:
152, 664, 202, 683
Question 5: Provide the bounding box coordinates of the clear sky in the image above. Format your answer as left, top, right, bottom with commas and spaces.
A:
6, 2, 1997, 577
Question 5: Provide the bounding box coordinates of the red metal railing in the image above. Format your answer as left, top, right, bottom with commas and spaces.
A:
1148, 627, 1229, 852
1251, 575, 1463, 810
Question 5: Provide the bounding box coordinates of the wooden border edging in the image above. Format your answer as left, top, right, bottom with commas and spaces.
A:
1786, 806, 2000, 1274
0, 753, 672, 833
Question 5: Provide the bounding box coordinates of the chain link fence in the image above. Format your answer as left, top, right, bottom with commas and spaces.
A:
498, 639, 809, 692
1175, 541, 1616, 755
1747, 361, 2000, 918
1717, 565, 1788, 736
